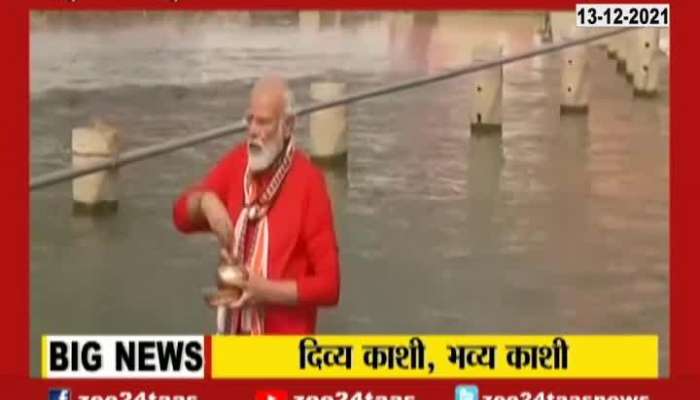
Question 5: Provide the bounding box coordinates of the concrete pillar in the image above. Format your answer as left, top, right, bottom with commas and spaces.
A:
71, 121, 119, 214
470, 44, 503, 134
335, 11, 342, 28
395, 11, 415, 32
237, 11, 252, 26
624, 31, 637, 83
299, 10, 320, 33
539, 12, 553, 43
616, 32, 631, 76
319, 11, 338, 29
659, 27, 670, 56
550, 11, 577, 43
560, 29, 590, 114
633, 28, 661, 97
607, 31, 620, 59
309, 81, 348, 164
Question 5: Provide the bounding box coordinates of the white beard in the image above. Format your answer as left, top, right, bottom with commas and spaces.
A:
248, 137, 284, 172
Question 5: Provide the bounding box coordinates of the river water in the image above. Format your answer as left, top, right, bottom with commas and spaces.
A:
30, 11, 669, 376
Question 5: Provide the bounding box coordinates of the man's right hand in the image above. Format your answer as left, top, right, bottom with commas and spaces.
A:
200, 192, 234, 250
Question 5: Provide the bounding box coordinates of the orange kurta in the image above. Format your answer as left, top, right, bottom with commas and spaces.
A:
173, 143, 340, 334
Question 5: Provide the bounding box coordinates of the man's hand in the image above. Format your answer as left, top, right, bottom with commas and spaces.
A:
200, 192, 234, 250
226, 272, 265, 309
205, 288, 240, 308
218, 248, 240, 270
208, 265, 263, 309
217, 269, 299, 309
207, 271, 263, 309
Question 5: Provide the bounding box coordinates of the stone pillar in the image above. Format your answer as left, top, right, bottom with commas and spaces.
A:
309, 81, 348, 164
624, 31, 638, 83
299, 11, 320, 33
71, 121, 119, 214
470, 43, 503, 134
607, 31, 621, 59
632, 28, 662, 97
616, 32, 631, 76
560, 29, 590, 114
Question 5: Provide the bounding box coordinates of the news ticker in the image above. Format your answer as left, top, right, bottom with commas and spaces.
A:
42, 335, 658, 379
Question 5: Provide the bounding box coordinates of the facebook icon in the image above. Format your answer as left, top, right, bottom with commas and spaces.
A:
455, 385, 479, 400
49, 388, 71, 400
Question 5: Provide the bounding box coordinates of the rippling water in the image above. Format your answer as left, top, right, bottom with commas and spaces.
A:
30, 11, 669, 376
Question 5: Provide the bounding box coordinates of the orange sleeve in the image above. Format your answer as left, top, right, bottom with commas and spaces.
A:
172, 148, 239, 233
296, 169, 341, 306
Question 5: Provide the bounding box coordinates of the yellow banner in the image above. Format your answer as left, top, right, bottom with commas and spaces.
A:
211, 335, 657, 379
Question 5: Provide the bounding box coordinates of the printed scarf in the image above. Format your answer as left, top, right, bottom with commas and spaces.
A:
220, 138, 295, 335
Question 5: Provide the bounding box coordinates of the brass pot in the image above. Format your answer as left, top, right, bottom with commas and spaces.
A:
203, 264, 247, 307
217, 263, 248, 289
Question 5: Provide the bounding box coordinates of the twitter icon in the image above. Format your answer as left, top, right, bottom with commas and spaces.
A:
455, 385, 479, 400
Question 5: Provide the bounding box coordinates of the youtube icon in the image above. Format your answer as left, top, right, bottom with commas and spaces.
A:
255, 389, 289, 400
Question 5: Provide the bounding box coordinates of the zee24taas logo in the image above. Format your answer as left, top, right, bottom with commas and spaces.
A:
49, 388, 71, 400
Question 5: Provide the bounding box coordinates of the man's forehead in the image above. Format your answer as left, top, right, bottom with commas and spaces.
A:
249, 93, 283, 116
251, 76, 288, 99
249, 77, 288, 114
252, 75, 288, 93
